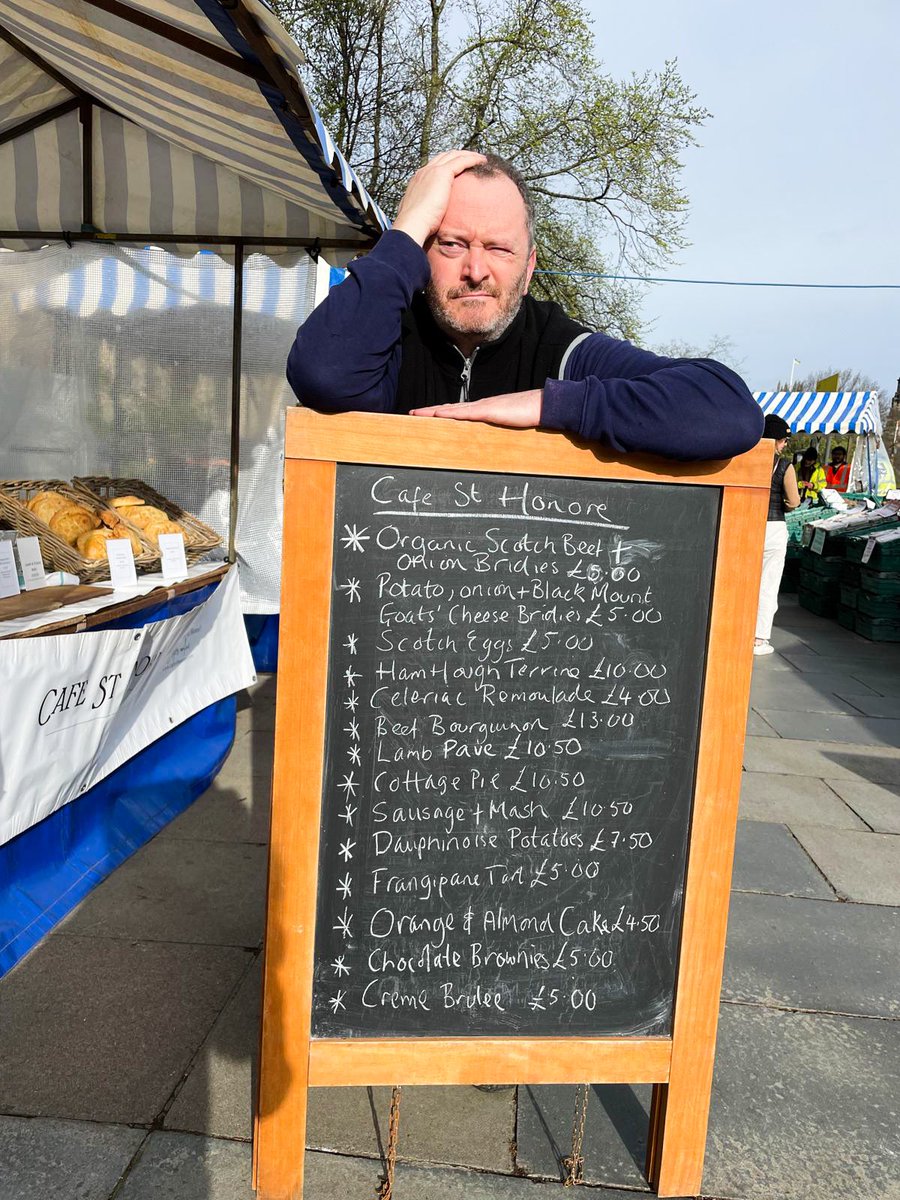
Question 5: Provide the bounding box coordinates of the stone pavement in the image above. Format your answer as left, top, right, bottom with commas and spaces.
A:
0, 596, 897, 1200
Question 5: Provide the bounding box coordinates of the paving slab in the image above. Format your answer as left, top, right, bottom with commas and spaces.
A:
791, 825, 900, 905
835, 691, 900, 718
117, 1131, 253, 1200
59, 838, 267, 947
704, 1004, 900, 1200
754, 707, 900, 748
730, 821, 834, 899
750, 676, 878, 714
157, 778, 271, 845
390, 1159, 648, 1198
516, 1082, 652, 1189
165, 956, 261, 1139
165, 960, 517, 1173
215, 732, 274, 793
308, 1085, 516, 1173
0, 936, 250, 1124
738, 774, 866, 829
826, 777, 900, 832
742, 736, 900, 784
722, 891, 900, 1017
746, 709, 779, 737
0, 1115, 145, 1200
845, 669, 900, 698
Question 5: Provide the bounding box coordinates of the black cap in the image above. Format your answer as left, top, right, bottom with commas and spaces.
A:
763, 414, 791, 440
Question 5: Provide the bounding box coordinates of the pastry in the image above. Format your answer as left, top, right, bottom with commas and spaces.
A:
110, 495, 145, 508
27, 491, 70, 523
76, 529, 115, 560
119, 504, 167, 528
77, 527, 142, 559
49, 504, 99, 545
141, 517, 184, 546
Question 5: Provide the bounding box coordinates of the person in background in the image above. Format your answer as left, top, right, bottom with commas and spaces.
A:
825, 444, 851, 492
796, 446, 827, 504
754, 414, 801, 656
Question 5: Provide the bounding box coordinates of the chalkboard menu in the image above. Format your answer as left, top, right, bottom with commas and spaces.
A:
311, 465, 719, 1038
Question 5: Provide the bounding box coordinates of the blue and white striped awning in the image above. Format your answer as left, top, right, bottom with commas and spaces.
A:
0, 0, 388, 252
753, 391, 882, 435
12, 247, 316, 321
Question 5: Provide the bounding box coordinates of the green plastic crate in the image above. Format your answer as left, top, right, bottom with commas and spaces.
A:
799, 570, 840, 599
839, 584, 859, 608
800, 551, 844, 580
799, 590, 839, 617
860, 568, 900, 599
855, 614, 900, 642
841, 561, 861, 585
856, 591, 899, 619
837, 606, 857, 632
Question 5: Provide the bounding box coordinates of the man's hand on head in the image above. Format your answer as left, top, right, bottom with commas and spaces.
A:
410, 390, 542, 428
392, 150, 487, 247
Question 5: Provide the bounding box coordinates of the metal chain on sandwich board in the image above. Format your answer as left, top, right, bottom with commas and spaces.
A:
563, 1084, 590, 1186
377, 1086, 403, 1199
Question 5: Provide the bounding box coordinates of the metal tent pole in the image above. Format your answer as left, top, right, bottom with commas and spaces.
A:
228, 240, 245, 563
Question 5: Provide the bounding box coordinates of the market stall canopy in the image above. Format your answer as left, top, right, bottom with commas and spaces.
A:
12, 248, 312, 321
753, 391, 882, 436
0, 0, 388, 252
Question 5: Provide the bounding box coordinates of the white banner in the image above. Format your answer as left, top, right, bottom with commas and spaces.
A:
0, 570, 256, 846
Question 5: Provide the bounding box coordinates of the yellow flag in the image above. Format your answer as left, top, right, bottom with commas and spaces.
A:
816, 373, 840, 392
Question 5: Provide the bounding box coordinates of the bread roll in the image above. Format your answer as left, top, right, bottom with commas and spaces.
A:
110, 495, 144, 508
141, 517, 184, 546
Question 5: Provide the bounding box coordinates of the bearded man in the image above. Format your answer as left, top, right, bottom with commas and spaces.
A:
287, 150, 763, 461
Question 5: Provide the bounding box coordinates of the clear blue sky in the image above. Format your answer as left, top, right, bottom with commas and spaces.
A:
582, 0, 900, 397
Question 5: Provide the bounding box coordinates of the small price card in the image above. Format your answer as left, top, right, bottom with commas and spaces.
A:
158, 532, 188, 581
16, 536, 46, 590
0, 539, 20, 598
811, 528, 827, 555
860, 537, 877, 565
106, 537, 138, 587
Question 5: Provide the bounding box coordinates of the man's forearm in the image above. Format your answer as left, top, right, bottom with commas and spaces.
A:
541, 337, 764, 461
286, 230, 430, 412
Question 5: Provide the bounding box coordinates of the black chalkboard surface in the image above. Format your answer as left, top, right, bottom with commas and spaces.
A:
311, 465, 719, 1038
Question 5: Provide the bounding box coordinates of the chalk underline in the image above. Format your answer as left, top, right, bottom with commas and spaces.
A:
375, 510, 630, 530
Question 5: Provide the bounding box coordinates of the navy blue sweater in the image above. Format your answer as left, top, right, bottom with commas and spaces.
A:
287, 230, 763, 461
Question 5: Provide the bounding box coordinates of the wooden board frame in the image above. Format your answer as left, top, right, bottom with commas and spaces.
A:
255, 408, 771, 1198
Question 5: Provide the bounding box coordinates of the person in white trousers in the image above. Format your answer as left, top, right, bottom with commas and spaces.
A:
754, 414, 801, 655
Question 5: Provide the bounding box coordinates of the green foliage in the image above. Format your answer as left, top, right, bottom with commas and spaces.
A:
270, 0, 708, 336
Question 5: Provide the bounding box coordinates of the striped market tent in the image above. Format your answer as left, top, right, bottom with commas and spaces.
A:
752, 391, 882, 436
0, 0, 388, 253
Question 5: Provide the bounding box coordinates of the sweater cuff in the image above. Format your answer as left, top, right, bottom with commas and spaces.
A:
541, 378, 587, 434
368, 228, 431, 292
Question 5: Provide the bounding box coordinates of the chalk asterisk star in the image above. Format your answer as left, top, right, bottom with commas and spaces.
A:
331, 955, 350, 977
343, 667, 361, 687
343, 693, 359, 712
336, 873, 353, 899
340, 802, 358, 825
340, 524, 370, 552
338, 772, 358, 798
329, 989, 347, 1013
347, 744, 361, 765
333, 908, 353, 938
344, 633, 358, 655
339, 578, 361, 602
343, 718, 360, 739
338, 838, 356, 862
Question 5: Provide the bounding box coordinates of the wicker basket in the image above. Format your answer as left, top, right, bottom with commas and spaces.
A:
0, 479, 160, 583
74, 477, 222, 564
